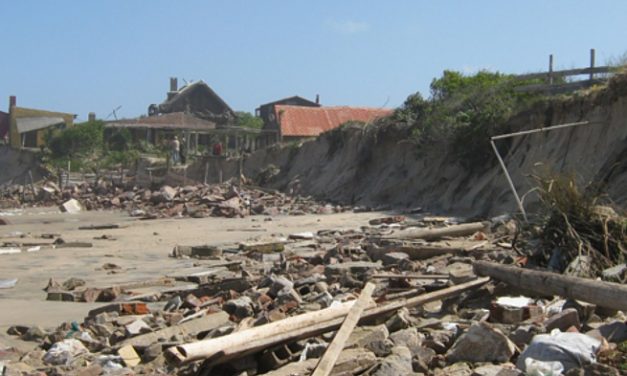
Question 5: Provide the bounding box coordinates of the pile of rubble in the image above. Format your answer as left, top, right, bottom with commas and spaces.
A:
1, 216, 626, 375
0, 180, 341, 219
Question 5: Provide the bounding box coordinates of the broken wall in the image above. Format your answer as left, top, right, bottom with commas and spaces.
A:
0, 147, 47, 186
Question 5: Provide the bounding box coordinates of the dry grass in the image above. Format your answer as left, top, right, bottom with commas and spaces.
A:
530, 171, 626, 275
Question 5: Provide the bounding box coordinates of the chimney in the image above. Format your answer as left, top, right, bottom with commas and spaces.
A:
315, 94, 320, 105
9, 95, 16, 109
168, 77, 178, 100
88, 112, 96, 122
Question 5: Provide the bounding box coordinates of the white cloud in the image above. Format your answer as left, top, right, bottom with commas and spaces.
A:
329, 19, 370, 34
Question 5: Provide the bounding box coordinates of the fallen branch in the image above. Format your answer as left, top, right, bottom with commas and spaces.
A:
473, 261, 627, 311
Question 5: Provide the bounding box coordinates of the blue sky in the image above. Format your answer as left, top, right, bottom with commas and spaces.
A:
1, 1, 626, 121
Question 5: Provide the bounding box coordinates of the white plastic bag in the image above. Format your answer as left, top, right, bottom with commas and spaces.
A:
43, 339, 89, 365
525, 357, 564, 376
517, 330, 600, 373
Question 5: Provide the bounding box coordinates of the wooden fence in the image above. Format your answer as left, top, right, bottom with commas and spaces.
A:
514, 49, 615, 94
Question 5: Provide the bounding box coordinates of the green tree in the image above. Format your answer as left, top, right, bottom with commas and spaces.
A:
236, 111, 264, 129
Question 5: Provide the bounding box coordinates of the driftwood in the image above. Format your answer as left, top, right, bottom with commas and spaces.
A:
382, 221, 489, 241
312, 282, 375, 376
166, 277, 489, 365
371, 273, 449, 280
369, 240, 492, 261
473, 261, 627, 311
79, 224, 124, 230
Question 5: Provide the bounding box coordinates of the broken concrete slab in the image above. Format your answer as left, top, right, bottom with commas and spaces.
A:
88, 302, 150, 317
446, 322, 515, 363
544, 308, 581, 332
60, 199, 83, 213
120, 311, 229, 348
372, 345, 413, 376
346, 325, 389, 349
125, 319, 151, 337
118, 344, 141, 367
261, 348, 376, 376
240, 240, 285, 253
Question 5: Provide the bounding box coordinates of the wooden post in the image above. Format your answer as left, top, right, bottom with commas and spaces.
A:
473, 261, 627, 311
27, 170, 36, 196
548, 54, 554, 85
589, 48, 595, 81
203, 161, 209, 185
312, 283, 375, 376
218, 158, 223, 184
185, 131, 191, 158
238, 156, 243, 188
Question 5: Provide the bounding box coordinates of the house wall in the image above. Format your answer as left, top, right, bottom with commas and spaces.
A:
0, 111, 9, 140
10, 107, 75, 148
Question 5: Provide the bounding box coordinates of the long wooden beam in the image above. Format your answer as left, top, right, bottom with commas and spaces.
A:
381, 222, 488, 241
473, 261, 627, 311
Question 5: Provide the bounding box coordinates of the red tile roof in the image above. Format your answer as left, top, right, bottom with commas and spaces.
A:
274, 105, 393, 137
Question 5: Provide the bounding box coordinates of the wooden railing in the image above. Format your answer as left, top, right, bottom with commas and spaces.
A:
514, 49, 616, 94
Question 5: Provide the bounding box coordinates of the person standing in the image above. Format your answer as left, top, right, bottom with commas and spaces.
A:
179, 139, 187, 165
171, 136, 180, 165
212, 141, 223, 157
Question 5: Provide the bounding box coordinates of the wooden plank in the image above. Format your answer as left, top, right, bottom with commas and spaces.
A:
514, 66, 612, 80
79, 224, 125, 230
473, 261, 627, 311
371, 273, 449, 280
312, 283, 375, 376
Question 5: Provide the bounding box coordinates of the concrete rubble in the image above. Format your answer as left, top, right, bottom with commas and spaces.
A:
0, 203, 626, 375
0, 179, 341, 219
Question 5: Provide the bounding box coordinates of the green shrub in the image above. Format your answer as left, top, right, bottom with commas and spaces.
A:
398, 70, 543, 169
107, 128, 132, 151
46, 120, 104, 159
